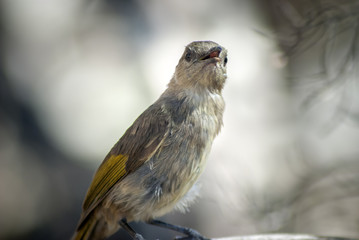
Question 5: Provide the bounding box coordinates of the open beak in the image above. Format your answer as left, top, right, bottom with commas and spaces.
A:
200, 47, 222, 61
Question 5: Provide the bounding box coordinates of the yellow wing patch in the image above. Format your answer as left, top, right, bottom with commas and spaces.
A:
83, 154, 128, 211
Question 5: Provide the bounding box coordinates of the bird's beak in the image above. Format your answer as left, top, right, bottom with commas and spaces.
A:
200, 46, 222, 61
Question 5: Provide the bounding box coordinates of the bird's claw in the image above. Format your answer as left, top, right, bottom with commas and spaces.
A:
174, 236, 209, 240
173, 228, 209, 240
134, 233, 145, 240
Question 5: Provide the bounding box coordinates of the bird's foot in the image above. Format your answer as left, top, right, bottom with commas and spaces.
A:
134, 233, 145, 240
147, 219, 209, 240
174, 227, 209, 240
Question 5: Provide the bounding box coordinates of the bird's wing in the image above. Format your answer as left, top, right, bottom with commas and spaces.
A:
78, 104, 170, 228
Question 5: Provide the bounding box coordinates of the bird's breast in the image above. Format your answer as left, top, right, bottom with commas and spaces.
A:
150, 104, 221, 196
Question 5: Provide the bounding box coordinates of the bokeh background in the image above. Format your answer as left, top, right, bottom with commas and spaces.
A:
1, 0, 359, 239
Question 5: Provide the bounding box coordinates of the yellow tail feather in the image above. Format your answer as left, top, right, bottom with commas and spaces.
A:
72, 214, 98, 240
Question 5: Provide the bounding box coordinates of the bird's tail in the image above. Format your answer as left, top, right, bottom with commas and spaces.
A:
71, 213, 106, 240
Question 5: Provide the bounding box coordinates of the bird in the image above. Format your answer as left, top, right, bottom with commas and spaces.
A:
72, 40, 228, 240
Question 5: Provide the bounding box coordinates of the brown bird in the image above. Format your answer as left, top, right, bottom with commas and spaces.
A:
72, 41, 228, 240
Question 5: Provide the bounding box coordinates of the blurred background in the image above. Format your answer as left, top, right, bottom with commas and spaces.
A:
1, 0, 359, 239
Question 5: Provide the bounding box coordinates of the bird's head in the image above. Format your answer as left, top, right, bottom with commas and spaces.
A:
172, 41, 228, 93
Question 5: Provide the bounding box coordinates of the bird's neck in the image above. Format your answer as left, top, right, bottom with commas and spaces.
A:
164, 84, 222, 107
168, 75, 224, 95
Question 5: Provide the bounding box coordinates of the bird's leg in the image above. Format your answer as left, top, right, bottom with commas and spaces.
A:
147, 219, 209, 240
119, 218, 145, 240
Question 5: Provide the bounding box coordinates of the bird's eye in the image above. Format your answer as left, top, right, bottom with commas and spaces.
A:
224, 57, 228, 65
185, 52, 192, 62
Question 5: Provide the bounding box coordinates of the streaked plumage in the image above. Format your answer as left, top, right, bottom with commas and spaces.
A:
72, 41, 228, 240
